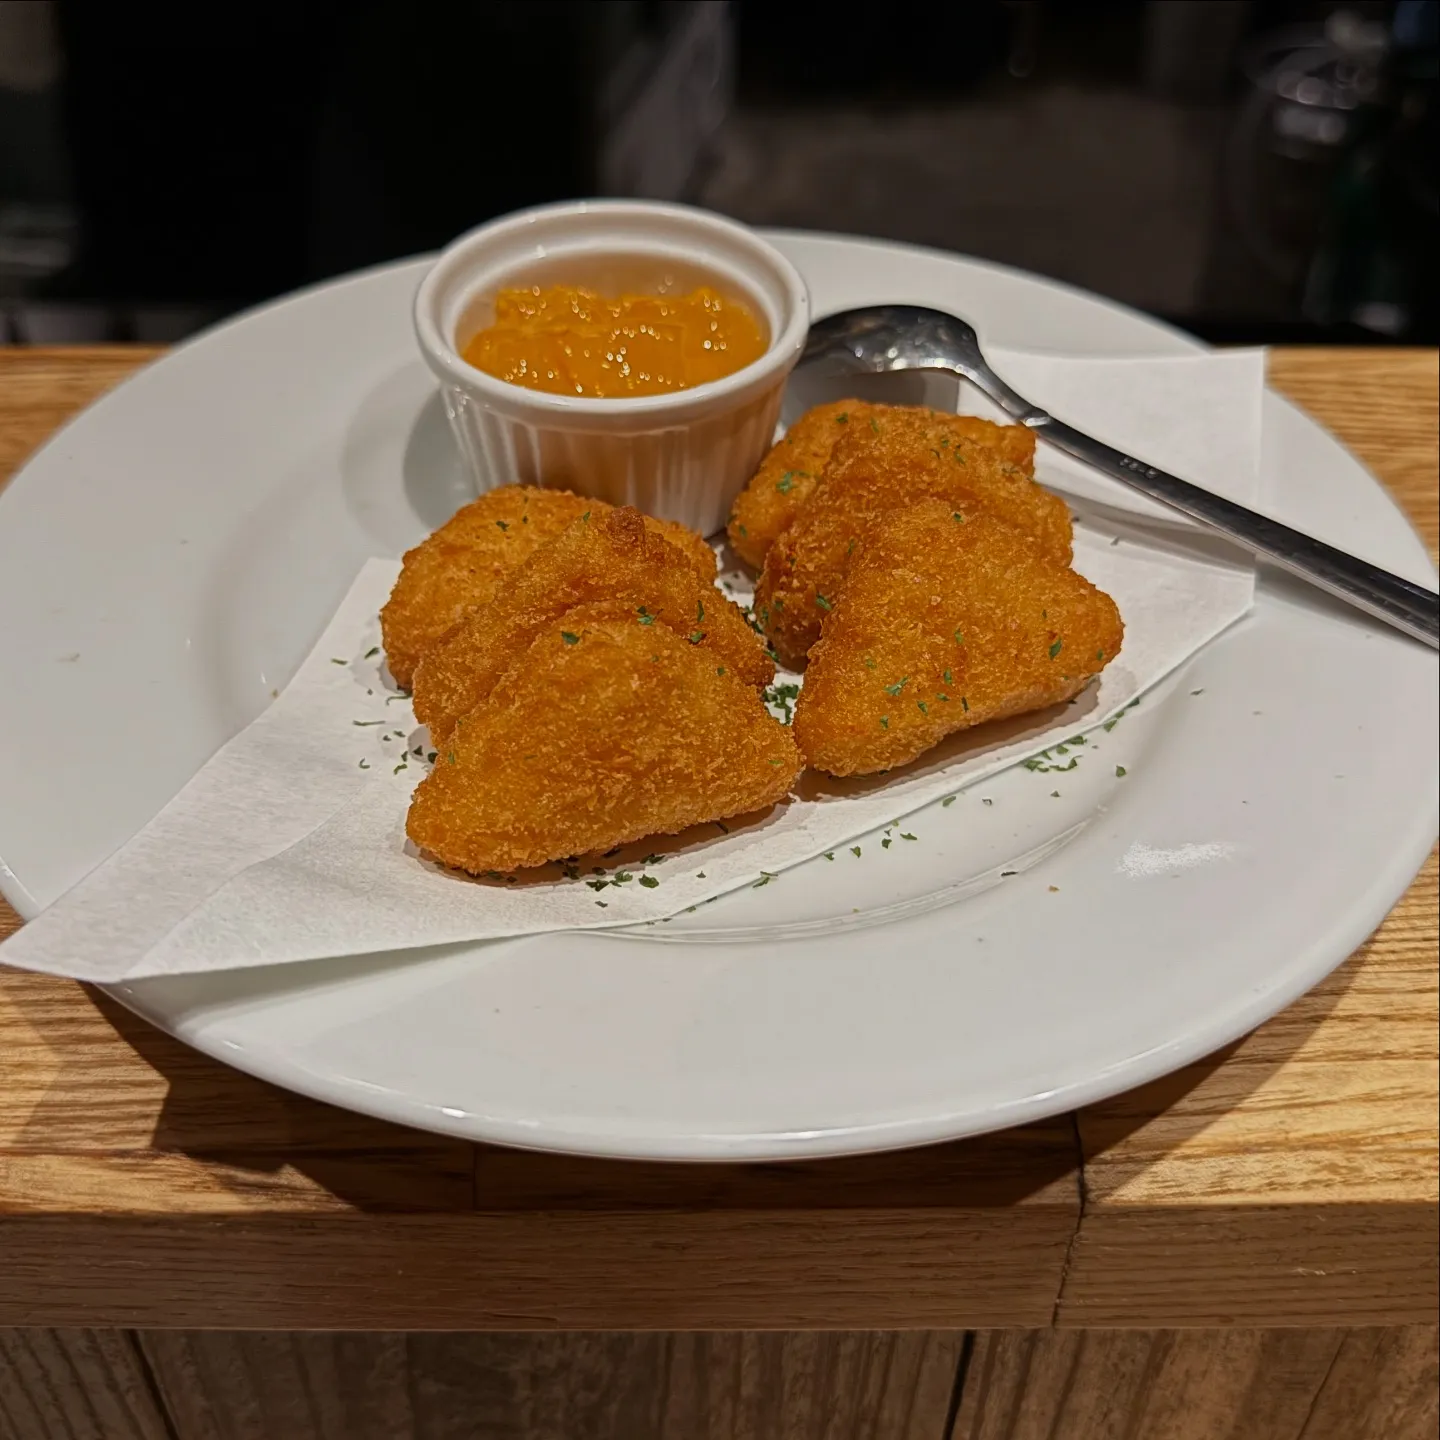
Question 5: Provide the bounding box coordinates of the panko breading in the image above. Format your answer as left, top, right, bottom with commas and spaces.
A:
380, 486, 715, 687
755, 408, 1063, 665
406, 617, 802, 873
794, 501, 1122, 777
412, 506, 773, 744
726, 400, 879, 567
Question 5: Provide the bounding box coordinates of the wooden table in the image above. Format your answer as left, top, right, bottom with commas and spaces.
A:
0, 348, 1435, 1440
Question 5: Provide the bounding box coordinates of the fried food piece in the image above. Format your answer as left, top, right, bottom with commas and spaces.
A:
755, 408, 1062, 665
727, 400, 879, 567
380, 486, 715, 687
794, 501, 1122, 777
412, 506, 773, 744
727, 402, 1038, 570
407, 616, 802, 873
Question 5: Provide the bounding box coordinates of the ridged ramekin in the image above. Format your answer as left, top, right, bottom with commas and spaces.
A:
413, 200, 810, 538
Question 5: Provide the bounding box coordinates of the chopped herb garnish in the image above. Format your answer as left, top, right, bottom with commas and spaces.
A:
363, 646, 379, 659
823, 852, 834, 861
696, 871, 706, 878
954, 630, 965, 646
586, 879, 609, 891
901, 832, 917, 841
917, 700, 928, 714
1096, 649, 1106, 661
863, 656, 877, 670
775, 472, 797, 494
446, 750, 456, 764
882, 837, 892, 848
879, 715, 889, 729
1051, 790, 1061, 798
943, 670, 953, 685
580, 510, 591, 522
961, 696, 970, 712
815, 593, 833, 611
561, 631, 580, 645
716, 666, 726, 676
352, 719, 385, 726
639, 875, 660, 889
330, 658, 347, 666
1049, 638, 1064, 659
1191, 688, 1205, 696
869, 417, 880, 433
1067, 735, 1086, 746
942, 795, 957, 808
753, 871, 776, 888
495, 520, 508, 531
951, 511, 964, 522
851, 845, 862, 857
836, 412, 849, 424
393, 762, 407, 775
981, 797, 993, 807
884, 677, 909, 696
696, 599, 705, 623
385, 693, 407, 703
595, 900, 608, 908
688, 631, 704, 643
357, 758, 370, 769
1001, 869, 1018, 877
1115, 765, 1127, 777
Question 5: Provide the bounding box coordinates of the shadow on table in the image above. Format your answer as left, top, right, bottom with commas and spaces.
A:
10, 949, 1356, 1218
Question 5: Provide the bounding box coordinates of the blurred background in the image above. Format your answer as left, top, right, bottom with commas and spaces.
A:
0, 0, 1434, 345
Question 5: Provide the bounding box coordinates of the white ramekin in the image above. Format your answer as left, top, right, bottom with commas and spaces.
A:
413, 200, 810, 538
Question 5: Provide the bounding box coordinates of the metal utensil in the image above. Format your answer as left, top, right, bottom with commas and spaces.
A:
800, 305, 1439, 649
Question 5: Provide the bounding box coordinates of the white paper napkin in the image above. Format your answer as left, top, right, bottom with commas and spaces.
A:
1, 350, 1265, 982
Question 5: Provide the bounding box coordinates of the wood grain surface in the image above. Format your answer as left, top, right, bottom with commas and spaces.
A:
0, 347, 1435, 1334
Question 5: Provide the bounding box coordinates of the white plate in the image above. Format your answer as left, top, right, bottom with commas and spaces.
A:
1, 234, 1435, 1161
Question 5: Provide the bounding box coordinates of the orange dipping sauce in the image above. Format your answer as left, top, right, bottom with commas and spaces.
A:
461, 284, 768, 399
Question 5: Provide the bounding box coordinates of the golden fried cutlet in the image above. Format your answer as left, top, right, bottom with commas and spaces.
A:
412, 506, 773, 744
380, 486, 715, 688
755, 408, 1064, 665
793, 501, 1122, 777
726, 400, 878, 567
406, 616, 802, 873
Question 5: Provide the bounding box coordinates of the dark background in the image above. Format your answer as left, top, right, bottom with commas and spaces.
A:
0, 0, 1434, 344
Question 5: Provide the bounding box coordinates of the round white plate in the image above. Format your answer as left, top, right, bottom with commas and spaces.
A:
1, 234, 1435, 1161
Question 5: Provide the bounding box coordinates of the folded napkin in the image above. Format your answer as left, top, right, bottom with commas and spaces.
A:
1, 350, 1265, 982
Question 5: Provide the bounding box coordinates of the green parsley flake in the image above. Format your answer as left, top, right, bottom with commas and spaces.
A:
595, 900, 608, 908
917, 700, 928, 714
639, 875, 660, 889
775, 474, 796, 494
495, 520, 508, 531
1115, 765, 1128, 778
815, 593, 833, 611
688, 631, 704, 644
851, 845, 862, 857
561, 631, 581, 645
961, 696, 970, 712
882, 837, 892, 848
901, 832, 917, 841
696, 599, 705, 623
943, 670, 953, 685
358, 758, 370, 769
1049, 638, 1064, 659
637, 606, 655, 625
364, 646, 379, 659
753, 872, 776, 888
330, 658, 346, 666
884, 677, 908, 696
951, 511, 964, 522
823, 852, 835, 861
1096, 649, 1105, 661
879, 715, 889, 729
954, 630, 965, 646
352, 719, 385, 726
869, 417, 880, 433
942, 795, 956, 807
836, 413, 849, 424
716, 666, 726, 676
